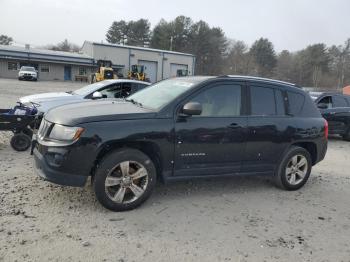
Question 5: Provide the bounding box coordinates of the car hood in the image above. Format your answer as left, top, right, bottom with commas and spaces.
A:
45, 100, 156, 126
20, 92, 74, 104
33, 97, 86, 113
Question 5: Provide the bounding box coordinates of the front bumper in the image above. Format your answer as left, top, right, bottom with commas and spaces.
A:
19, 75, 37, 80
33, 145, 88, 187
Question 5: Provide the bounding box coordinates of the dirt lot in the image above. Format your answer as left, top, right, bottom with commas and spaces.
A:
0, 78, 350, 262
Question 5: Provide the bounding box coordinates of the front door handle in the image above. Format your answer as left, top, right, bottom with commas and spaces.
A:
228, 123, 241, 129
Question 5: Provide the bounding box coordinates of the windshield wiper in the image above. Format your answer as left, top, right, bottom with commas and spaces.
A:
125, 98, 143, 107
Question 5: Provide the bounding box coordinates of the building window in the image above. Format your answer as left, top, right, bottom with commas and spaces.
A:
79, 67, 87, 75
41, 65, 50, 73
8, 62, 18, 71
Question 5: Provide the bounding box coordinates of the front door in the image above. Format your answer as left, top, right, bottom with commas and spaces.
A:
64, 66, 71, 81
174, 82, 247, 177
318, 95, 350, 134
323, 95, 350, 134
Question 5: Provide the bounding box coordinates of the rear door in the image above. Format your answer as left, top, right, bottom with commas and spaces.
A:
174, 81, 248, 177
243, 83, 289, 173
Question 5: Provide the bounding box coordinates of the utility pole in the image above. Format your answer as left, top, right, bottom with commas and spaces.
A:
170, 36, 173, 51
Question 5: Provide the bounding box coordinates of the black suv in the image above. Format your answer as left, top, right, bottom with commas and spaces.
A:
33, 76, 328, 211
310, 92, 350, 140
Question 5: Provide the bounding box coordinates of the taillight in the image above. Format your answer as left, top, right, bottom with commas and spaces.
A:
324, 119, 328, 139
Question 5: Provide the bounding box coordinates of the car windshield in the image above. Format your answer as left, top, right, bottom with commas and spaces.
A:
128, 77, 209, 110
72, 81, 109, 96
21, 67, 35, 71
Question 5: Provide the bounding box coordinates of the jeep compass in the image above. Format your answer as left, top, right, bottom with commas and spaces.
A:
32, 76, 328, 211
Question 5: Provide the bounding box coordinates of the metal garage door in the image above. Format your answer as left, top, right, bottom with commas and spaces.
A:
170, 63, 188, 77
138, 60, 157, 83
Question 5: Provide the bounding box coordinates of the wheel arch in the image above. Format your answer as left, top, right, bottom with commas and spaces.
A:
290, 141, 317, 165
92, 141, 164, 182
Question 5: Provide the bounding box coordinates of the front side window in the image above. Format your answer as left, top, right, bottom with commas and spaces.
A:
121, 83, 132, 97
191, 84, 241, 117
99, 83, 122, 98
317, 96, 332, 109
332, 96, 348, 108
250, 86, 276, 115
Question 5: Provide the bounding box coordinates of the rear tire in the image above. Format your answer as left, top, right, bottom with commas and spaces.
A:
93, 148, 157, 211
274, 146, 312, 190
10, 133, 31, 151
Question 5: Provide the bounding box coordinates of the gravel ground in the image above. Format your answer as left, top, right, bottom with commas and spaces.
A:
0, 78, 350, 262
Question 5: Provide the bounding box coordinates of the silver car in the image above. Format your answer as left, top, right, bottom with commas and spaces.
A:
19, 79, 151, 113
18, 66, 38, 81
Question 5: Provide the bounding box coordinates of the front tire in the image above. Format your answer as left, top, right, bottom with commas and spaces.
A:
274, 146, 312, 190
93, 149, 157, 211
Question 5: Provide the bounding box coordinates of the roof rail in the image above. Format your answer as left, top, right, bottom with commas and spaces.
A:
218, 75, 297, 87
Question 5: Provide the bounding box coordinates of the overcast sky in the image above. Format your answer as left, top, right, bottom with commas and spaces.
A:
0, 0, 349, 52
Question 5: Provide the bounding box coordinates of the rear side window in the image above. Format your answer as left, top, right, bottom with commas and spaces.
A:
333, 96, 348, 107
287, 91, 305, 116
250, 86, 276, 115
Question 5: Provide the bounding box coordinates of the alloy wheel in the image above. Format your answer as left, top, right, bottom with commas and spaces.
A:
285, 154, 308, 185
105, 161, 149, 204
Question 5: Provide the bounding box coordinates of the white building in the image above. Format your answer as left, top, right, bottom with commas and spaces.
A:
82, 41, 196, 83
0, 42, 195, 83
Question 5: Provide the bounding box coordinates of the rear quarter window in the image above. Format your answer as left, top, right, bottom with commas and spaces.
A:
287, 91, 305, 116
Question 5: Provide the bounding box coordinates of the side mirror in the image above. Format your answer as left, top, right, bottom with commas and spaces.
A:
92, 91, 103, 99
182, 102, 202, 116
317, 103, 328, 109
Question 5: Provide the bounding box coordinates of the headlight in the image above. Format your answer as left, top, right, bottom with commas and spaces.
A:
49, 124, 84, 141
19, 72, 24, 76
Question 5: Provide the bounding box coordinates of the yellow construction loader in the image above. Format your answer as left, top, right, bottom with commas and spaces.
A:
91, 60, 117, 83
176, 69, 189, 77
128, 65, 149, 82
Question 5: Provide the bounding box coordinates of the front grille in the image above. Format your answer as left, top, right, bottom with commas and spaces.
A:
37, 119, 52, 140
